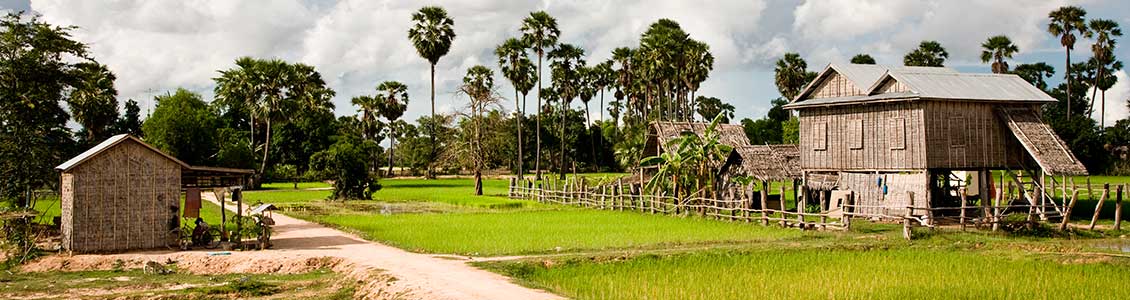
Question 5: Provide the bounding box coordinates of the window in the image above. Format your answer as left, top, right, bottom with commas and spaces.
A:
890, 118, 906, 150
849, 118, 864, 150
949, 116, 966, 147
814, 121, 827, 151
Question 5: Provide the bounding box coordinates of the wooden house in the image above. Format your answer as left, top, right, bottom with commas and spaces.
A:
783, 64, 1087, 216
56, 134, 253, 253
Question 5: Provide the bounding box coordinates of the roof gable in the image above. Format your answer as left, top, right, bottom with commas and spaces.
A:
794, 64, 889, 102
56, 134, 190, 172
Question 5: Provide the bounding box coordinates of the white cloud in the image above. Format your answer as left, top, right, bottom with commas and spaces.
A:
1095, 70, 1130, 127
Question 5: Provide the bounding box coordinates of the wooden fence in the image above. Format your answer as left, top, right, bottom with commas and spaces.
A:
506, 177, 1124, 240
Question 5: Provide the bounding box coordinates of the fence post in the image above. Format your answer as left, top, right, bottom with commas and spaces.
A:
992, 183, 1003, 232
1059, 189, 1080, 231
796, 186, 805, 229
843, 191, 854, 230
1089, 184, 1109, 230
760, 181, 769, 226
959, 187, 968, 231
903, 191, 915, 241
819, 190, 828, 230
779, 184, 787, 227
1115, 185, 1124, 231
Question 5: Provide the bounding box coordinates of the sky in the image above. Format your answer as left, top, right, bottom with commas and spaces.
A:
3, 0, 1130, 126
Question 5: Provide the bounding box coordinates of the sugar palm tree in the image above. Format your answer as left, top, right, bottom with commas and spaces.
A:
1047, 6, 1090, 120
1088, 19, 1122, 125
496, 38, 536, 177
377, 81, 408, 177
980, 35, 1019, 74
903, 41, 949, 67
683, 40, 713, 122
1012, 62, 1056, 91
549, 43, 584, 179
775, 53, 812, 100
850, 54, 876, 64
408, 6, 456, 178
68, 62, 119, 143
521, 11, 559, 180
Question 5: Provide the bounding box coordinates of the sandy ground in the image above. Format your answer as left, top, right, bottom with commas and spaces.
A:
23, 193, 561, 300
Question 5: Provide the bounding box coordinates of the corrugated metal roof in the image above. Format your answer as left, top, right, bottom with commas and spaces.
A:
872, 71, 1055, 102
56, 134, 191, 172
832, 64, 889, 90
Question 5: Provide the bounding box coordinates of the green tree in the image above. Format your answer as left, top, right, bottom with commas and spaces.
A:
1012, 63, 1056, 91
683, 40, 714, 121
903, 40, 949, 67
310, 137, 379, 200
0, 13, 86, 206
495, 37, 536, 176
377, 81, 409, 177
141, 88, 218, 166
114, 99, 143, 136
549, 43, 585, 179
521, 11, 559, 180
1088, 19, 1122, 125
774, 53, 816, 100
1047, 6, 1090, 120
68, 62, 119, 144
980, 35, 1019, 73
408, 6, 456, 179
694, 96, 734, 124
850, 54, 876, 64
458, 66, 498, 195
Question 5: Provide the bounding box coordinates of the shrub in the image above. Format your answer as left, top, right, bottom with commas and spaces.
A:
309, 138, 380, 200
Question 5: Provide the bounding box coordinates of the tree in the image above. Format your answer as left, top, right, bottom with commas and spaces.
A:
458, 66, 499, 195
376, 81, 408, 177
774, 53, 816, 101
980, 35, 1019, 73
549, 43, 585, 179
850, 54, 876, 64
0, 13, 85, 207
1012, 63, 1056, 91
310, 137, 379, 200
141, 88, 218, 166
683, 40, 714, 121
521, 11, 559, 180
496, 37, 536, 177
351, 95, 381, 141
695, 96, 734, 123
903, 41, 949, 67
1088, 19, 1122, 125
114, 99, 143, 136
408, 6, 455, 179
213, 58, 335, 187
68, 62, 119, 144
1047, 6, 1090, 120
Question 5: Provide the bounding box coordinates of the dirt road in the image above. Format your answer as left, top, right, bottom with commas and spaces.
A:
206, 194, 561, 300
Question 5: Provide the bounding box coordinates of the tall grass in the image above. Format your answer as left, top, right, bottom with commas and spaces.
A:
486, 248, 1130, 300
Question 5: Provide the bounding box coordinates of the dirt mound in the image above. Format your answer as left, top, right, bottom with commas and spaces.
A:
21, 252, 339, 275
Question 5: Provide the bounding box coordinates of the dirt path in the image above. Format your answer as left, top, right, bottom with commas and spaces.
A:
204, 194, 562, 300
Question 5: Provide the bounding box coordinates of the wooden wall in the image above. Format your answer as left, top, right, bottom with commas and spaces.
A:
839, 171, 926, 216
809, 71, 866, 99
61, 140, 181, 253
798, 101, 927, 170
922, 101, 1031, 169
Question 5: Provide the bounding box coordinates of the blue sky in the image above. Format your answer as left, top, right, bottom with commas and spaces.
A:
4, 0, 1129, 125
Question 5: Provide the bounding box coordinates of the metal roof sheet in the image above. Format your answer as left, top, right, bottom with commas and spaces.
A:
56, 134, 192, 172
874, 72, 1055, 102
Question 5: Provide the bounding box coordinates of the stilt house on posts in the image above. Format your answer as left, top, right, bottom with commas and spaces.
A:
56, 134, 253, 253
783, 64, 1087, 216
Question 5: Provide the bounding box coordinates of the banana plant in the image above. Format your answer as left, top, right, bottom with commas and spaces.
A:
641, 114, 733, 199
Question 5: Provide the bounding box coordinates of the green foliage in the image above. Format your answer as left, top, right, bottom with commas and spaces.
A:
774, 53, 817, 100
903, 40, 949, 67
113, 99, 143, 137
694, 96, 734, 124
407, 6, 456, 65
850, 53, 876, 64
68, 62, 119, 144
141, 88, 218, 166
642, 115, 733, 197
781, 117, 799, 144
980, 35, 1019, 73
1012, 63, 1055, 90
309, 137, 379, 200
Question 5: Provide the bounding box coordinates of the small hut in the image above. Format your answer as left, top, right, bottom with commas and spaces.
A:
643, 121, 750, 158
56, 134, 253, 253
718, 144, 802, 184
783, 63, 1087, 216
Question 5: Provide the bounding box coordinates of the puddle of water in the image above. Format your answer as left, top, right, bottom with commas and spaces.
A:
1094, 243, 1130, 253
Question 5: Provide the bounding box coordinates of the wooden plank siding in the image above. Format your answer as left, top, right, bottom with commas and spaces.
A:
798, 101, 927, 170
810, 71, 867, 98
922, 101, 1030, 169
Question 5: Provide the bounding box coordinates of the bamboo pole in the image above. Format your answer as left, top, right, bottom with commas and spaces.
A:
796, 186, 805, 229
759, 180, 769, 226
1089, 184, 1109, 230
1060, 189, 1081, 231
779, 184, 787, 227
1115, 185, 1124, 231
819, 190, 828, 230
903, 191, 914, 241
959, 187, 968, 231
844, 191, 854, 230
993, 182, 1003, 232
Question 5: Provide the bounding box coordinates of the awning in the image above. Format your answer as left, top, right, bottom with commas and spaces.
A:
997, 107, 1088, 176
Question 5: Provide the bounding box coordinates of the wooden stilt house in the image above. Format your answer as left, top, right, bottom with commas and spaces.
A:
783, 64, 1087, 216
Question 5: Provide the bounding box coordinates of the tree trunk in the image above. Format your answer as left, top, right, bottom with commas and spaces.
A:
598, 89, 604, 165
259, 117, 272, 183
515, 87, 523, 177
428, 63, 437, 179
535, 53, 543, 181
387, 127, 396, 178
1089, 66, 1102, 118
585, 101, 594, 169
475, 102, 483, 195
1066, 48, 1072, 120
560, 96, 567, 180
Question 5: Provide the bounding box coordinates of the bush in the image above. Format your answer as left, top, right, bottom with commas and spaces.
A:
309, 138, 380, 200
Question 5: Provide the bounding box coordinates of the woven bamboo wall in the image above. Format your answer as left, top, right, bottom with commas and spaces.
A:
922, 101, 1030, 169
61, 139, 181, 253
839, 171, 926, 216
798, 101, 927, 170
810, 71, 867, 98
875, 78, 910, 94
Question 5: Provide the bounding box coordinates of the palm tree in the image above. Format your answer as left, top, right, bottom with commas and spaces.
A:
1012, 62, 1056, 90
774, 53, 812, 101
377, 81, 409, 177
1047, 6, 1089, 120
1088, 19, 1122, 125
682, 40, 713, 121
521, 11, 559, 180
549, 43, 585, 179
611, 47, 634, 126
351, 94, 381, 173
408, 6, 456, 178
69, 62, 119, 143
850, 54, 876, 64
578, 65, 598, 161
903, 41, 949, 67
459, 66, 497, 195
496, 37, 536, 177
980, 35, 1019, 73
592, 60, 614, 150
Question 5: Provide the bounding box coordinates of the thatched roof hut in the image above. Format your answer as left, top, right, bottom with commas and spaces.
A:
718, 144, 801, 182
643, 121, 750, 158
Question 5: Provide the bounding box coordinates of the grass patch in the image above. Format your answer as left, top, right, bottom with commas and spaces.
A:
0, 268, 352, 299
483, 248, 1130, 300
303, 209, 803, 256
